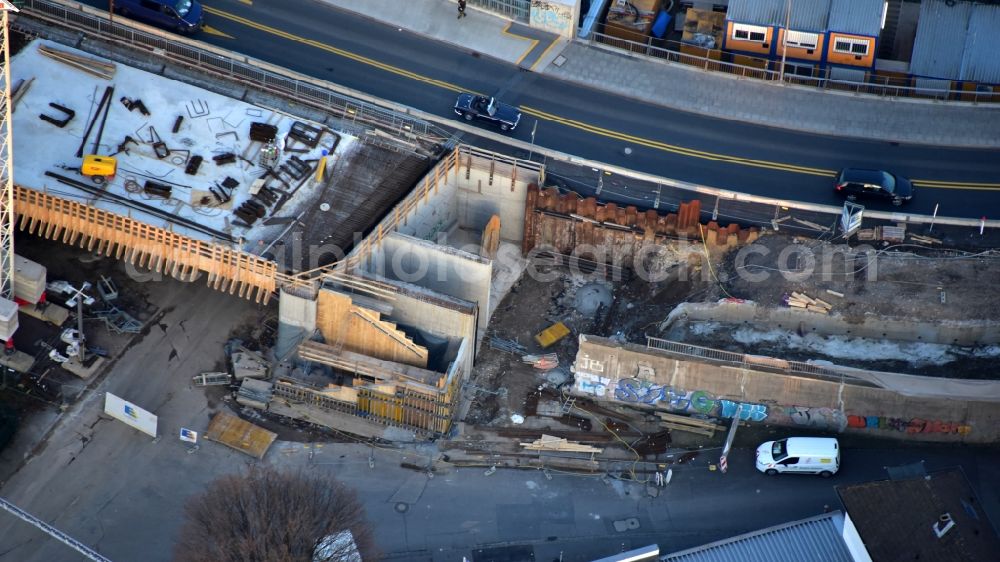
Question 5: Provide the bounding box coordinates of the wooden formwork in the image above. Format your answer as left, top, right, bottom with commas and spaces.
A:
14, 186, 277, 302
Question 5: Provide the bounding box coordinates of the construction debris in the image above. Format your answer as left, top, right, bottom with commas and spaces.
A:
489, 336, 528, 355
522, 353, 558, 370
38, 44, 116, 79
39, 102, 75, 128
236, 378, 273, 409
519, 434, 603, 454
204, 411, 277, 459
786, 291, 833, 314
232, 349, 268, 380
655, 412, 725, 437
910, 233, 942, 245
192, 372, 231, 386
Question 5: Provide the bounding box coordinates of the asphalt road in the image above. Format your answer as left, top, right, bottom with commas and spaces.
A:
75, 0, 1000, 220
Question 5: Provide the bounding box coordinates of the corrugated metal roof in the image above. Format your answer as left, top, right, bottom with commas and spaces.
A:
910, 0, 974, 80
662, 512, 856, 562
827, 0, 884, 36
726, 0, 788, 26
788, 0, 832, 31
961, 4, 1000, 83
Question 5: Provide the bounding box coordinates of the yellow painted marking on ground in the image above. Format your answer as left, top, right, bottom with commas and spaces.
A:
203, 6, 1000, 189
524, 105, 833, 175
913, 180, 1000, 191
238, 0, 252, 5
500, 22, 539, 67
203, 6, 467, 92
530, 37, 562, 71
201, 25, 234, 39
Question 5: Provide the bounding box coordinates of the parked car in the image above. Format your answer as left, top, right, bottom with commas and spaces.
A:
835, 168, 914, 206
454, 94, 521, 132
114, 0, 204, 35
755, 437, 840, 477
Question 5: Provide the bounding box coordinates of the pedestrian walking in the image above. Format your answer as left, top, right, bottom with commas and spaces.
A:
457, 0, 467, 18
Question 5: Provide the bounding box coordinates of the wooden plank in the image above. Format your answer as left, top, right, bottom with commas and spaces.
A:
204, 411, 277, 459
806, 304, 829, 314
659, 421, 716, 437
826, 289, 844, 298
814, 298, 833, 309
655, 411, 725, 431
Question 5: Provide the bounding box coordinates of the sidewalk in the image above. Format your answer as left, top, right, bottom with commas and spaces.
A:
320, 0, 1000, 148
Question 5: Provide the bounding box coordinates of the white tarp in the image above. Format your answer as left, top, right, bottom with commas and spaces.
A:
104, 392, 158, 438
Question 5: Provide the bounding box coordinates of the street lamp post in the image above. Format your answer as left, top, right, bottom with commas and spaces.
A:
528, 119, 538, 161
65, 282, 94, 364
779, 0, 792, 82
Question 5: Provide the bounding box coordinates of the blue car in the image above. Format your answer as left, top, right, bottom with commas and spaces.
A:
114, 0, 204, 35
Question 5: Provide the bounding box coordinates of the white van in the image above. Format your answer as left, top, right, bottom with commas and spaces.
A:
755, 437, 840, 477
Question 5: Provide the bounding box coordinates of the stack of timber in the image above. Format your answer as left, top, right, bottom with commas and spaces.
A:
786, 292, 833, 315
910, 233, 942, 245
38, 44, 116, 80
655, 411, 725, 437
520, 434, 603, 454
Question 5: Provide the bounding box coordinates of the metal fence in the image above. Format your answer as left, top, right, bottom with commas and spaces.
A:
584, 27, 1000, 104
644, 335, 872, 385
469, 0, 530, 22
17, 0, 450, 142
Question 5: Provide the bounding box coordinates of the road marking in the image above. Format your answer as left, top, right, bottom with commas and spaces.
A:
501, 22, 539, 67
912, 180, 1000, 191
203, 6, 467, 92
530, 37, 562, 71
202, 25, 233, 39
202, 5, 1000, 190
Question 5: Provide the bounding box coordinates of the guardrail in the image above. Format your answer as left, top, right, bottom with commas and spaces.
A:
18, 0, 450, 143
584, 28, 1000, 105
644, 335, 870, 385
469, 0, 530, 22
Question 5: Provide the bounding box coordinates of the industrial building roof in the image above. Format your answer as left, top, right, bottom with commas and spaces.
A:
725, 0, 788, 27
727, 0, 882, 34
662, 512, 858, 562
788, 0, 832, 31
837, 469, 1000, 562
910, 0, 1000, 83
827, 0, 885, 36
963, 5, 1000, 83
910, 0, 975, 80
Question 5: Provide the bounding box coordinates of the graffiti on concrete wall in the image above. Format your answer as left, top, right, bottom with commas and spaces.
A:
782, 406, 849, 432
846, 415, 972, 435
607, 378, 768, 421
530, 0, 572, 37
575, 372, 611, 397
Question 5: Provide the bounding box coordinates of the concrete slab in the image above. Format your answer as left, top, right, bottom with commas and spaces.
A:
61, 356, 105, 380
0, 349, 34, 373
18, 302, 69, 326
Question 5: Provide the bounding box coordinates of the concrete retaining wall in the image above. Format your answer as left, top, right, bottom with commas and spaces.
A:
455, 163, 535, 244
666, 300, 1000, 346
365, 233, 490, 343
572, 335, 1000, 443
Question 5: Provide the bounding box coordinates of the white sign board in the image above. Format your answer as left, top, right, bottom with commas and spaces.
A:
179, 428, 198, 444
104, 393, 158, 438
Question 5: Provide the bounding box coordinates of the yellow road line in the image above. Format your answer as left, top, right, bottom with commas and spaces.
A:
530, 37, 562, 71
203, 6, 467, 92
913, 180, 1000, 191
500, 22, 539, 67
204, 5, 1000, 190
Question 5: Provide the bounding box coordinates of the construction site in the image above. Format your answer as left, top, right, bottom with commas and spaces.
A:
0, 3, 998, 560
0, 22, 998, 470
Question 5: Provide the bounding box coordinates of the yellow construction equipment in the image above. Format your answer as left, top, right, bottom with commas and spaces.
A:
81, 154, 116, 184
535, 321, 570, 348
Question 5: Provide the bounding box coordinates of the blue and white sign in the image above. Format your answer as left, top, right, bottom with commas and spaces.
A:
179, 428, 198, 444
104, 392, 158, 438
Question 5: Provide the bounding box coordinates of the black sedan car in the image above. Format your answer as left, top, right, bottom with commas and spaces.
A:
454, 94, 521, 132
835, 168, 914, 206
